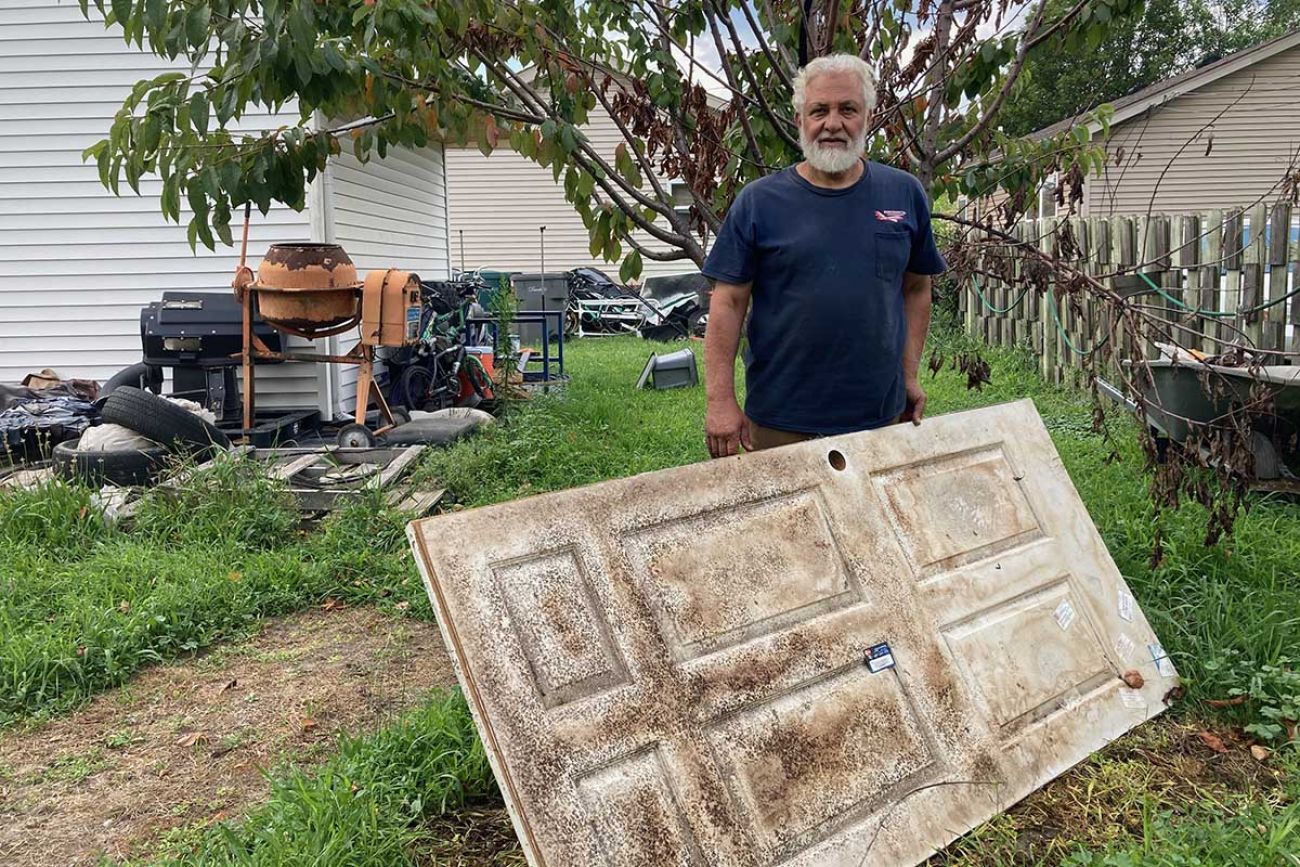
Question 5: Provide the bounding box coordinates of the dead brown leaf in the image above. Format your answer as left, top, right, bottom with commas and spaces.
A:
395, 601, 411, 612
1205, 696, 1247, 708
117, 600, 131, 614
1121, 670, 1144, 689
321, 598, 346, 612
1197, 731, 1229, 754
228, 571, 242, 582
174, 732, 207, 748
215, 679, 238, 695
1250, 744, 1271, 762
300, 718, 318, 732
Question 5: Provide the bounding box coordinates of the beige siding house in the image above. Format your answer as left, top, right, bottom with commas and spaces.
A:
444, 103, 705, 280
1031, 29, 1300, 217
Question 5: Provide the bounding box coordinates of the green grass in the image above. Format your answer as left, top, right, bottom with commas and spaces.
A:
0, 460, 426, 726
139, 690, 495, 867
2, 332, 1297, 865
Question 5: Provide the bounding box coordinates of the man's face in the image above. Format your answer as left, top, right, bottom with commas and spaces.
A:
798, 70, 869, 175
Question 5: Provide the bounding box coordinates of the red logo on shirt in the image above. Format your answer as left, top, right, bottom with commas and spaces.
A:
875, 210, 907, 222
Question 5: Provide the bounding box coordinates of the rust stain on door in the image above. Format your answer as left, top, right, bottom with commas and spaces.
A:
408, 399, 1177, 867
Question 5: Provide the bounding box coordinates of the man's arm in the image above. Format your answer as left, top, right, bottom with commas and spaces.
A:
703, 279, 753, 457
899, 271, 932, 425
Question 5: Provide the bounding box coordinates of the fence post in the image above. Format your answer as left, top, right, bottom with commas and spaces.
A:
1289, 208, 1300, 356
1265, 203, 1291, 352
1112, 215, 1135, 364
1173, 214, 1200, 356
1221, 209, 1244, 349
1091, 218, 1112, 377
1039, 218, 1058, 383
1243, 204, 1267, 349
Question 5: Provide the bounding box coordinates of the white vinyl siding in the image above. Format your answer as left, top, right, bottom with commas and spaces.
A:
327, 146, 450, 416
0, 0, 317, 407
445, 104, 703, 279
1085, 44, 1300, 216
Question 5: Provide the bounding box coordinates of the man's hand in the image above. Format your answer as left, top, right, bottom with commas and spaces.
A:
900, 379, 927, 426
703, 279, 754, 458
706, 398, 751, 457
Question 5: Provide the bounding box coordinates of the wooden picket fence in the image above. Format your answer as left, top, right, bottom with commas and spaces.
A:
958, 206, 1300, 385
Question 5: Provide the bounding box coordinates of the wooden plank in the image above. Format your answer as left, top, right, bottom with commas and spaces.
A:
1040, 218, 1058, 383
1290, 212, 1300, 355
1173, 216, 1199, 269
1070, 217, 1090, 374
252, 446, 410, 464
1110, 216, 1134, 363
1269, 204, 1291, 267
1241, 208, 1264, 348
388, 487, 446, 517
268, 453, 322, 481
1222, 209, 1244, 270
292, 489, 365, 511
375, 444, 426, 490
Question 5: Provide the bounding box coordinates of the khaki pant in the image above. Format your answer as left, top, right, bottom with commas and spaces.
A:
748, 417, 903, 451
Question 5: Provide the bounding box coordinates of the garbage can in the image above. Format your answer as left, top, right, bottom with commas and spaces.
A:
512, 272, 569, 345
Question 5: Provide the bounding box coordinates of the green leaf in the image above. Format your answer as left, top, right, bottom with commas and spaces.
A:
145, 0, 164, 34
619, 249, 643, 283
190, 91, 209, 135
185, 2, 209, 49
287, 8, 313, 47
110, 0, 130, 27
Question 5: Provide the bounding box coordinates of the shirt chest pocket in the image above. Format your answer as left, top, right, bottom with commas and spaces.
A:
874, 226, 911, 281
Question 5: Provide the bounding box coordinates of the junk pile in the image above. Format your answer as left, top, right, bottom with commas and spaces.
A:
0, 374, 100, 461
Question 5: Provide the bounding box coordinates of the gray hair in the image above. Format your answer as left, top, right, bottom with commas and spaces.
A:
792, 54, 878, 116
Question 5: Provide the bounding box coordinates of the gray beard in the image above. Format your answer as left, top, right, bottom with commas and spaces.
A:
800, 131, 866, 176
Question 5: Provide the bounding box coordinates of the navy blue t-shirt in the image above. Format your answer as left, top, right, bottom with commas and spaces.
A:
702, 161, 946, 434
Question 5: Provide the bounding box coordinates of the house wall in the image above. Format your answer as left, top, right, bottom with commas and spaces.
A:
444, 103, 705, 280
326, 146, 450, 417
0, 2, 452, 419
1086, 44, 1300, 216
0, 0, 321, 407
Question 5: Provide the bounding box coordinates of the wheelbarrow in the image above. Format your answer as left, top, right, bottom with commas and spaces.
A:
1099, 348, 1300, 490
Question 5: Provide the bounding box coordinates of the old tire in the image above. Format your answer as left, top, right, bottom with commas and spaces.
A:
53, 439, 170, 487
102, 362, 163, 398
101, 387, 230, 455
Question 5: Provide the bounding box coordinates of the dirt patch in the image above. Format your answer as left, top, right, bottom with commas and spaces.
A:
934, 716, 1292, 864
0, 606, 453, 867
414, 804, 526, 867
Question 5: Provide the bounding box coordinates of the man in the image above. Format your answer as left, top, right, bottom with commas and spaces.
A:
702, 53, 946, 458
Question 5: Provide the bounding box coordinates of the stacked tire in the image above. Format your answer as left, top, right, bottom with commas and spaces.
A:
54, 387, 230, 487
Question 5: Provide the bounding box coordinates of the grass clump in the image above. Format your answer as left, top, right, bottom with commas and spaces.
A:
130, 453, 300, 551
152, 689, 496, 867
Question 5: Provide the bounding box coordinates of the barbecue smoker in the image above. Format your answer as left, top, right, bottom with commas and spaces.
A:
139, 291, 282, 425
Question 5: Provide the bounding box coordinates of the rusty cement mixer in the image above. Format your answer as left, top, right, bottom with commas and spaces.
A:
233, 234, 421, 436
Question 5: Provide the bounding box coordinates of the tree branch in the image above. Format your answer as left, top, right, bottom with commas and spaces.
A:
621, 230, 695, 262
705, 0, 767, 170
738, 0, 795, 93
718, 1, 801, 151
934, 0, 1048, 163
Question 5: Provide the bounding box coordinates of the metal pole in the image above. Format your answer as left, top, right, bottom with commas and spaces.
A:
459, 230, 465, 272
239, 202, 255, 432
539, 225, 546, 275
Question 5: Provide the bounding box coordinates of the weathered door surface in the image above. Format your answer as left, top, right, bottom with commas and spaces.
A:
407, 400, 1177, 867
